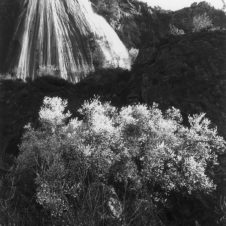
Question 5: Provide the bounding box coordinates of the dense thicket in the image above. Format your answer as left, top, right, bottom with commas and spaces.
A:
0, 97, 225, 226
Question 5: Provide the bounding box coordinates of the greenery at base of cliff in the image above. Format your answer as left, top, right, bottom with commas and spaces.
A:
1, 96, 225, 226
0, 62, 226, 225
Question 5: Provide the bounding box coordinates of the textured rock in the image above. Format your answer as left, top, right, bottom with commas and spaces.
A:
92, 1, 226, 49
0, 0, 20, 72
135, 31, 226, 136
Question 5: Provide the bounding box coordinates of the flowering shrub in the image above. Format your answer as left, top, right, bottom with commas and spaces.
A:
169, 24, 185, 36
193, 13, 213, 32
3, 97, 225, 225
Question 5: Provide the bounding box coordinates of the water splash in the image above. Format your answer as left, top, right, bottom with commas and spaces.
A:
12, 0, 131, 83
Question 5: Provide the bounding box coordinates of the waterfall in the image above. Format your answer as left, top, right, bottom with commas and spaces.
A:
12, 0, 131, 83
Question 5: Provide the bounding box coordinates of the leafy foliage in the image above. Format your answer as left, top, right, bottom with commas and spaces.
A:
193, 13, 213, 32
1, 96, 225, 225
169, 24, 185, 35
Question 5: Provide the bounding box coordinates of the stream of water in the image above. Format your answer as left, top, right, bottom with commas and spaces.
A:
13, 0, 131, 82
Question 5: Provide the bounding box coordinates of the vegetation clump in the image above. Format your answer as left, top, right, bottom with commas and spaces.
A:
1, 96, 225, 225
192, 13, 213, 32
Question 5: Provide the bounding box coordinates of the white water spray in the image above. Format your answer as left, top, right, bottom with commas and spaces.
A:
13, 0, 131, 82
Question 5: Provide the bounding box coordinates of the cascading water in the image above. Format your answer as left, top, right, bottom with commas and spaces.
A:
11, 0, 131, 83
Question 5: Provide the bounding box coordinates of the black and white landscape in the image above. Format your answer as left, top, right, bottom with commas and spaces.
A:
0, 1, 226, 225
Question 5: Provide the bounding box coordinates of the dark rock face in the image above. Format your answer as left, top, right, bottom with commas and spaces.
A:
135, 31, 226, 136
0, 0, 20, 72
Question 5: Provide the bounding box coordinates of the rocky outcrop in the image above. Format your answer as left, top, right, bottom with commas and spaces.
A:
92, 1, 226, 49
135, 31, 226, 136
0, 0, 20, 72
